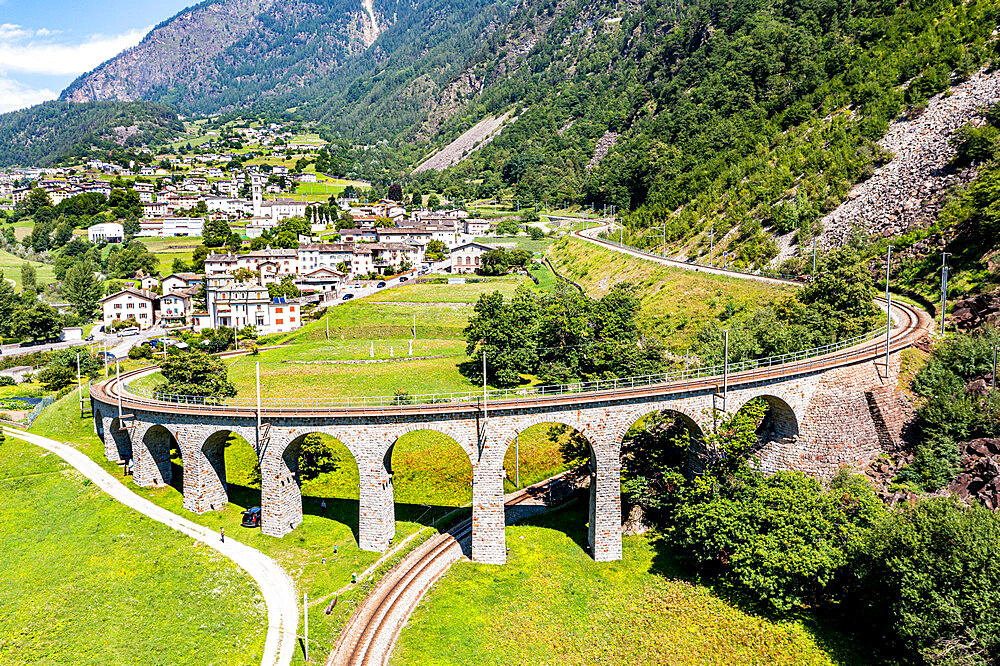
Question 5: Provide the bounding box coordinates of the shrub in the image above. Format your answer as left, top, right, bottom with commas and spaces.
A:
0, 376, 14, 387
849, 498, 1000, 664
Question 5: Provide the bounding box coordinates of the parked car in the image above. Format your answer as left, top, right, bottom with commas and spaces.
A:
376, 281, 387, 288
96, 351, 117, 361
241, 507, 262, 528
85, 334, 94, 342
342, 293, 355, 301
398, 276, 409, 282
118, 327, 140, 337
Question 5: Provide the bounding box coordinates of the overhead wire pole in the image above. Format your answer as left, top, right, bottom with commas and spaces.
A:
76, 352, 83, 414
256, 361, 262, 445
884, 245, 893, 379
940, 252, 951, 334
710, 227, 715, 267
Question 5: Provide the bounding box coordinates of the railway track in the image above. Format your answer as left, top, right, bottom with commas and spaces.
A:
327, 474, 573, 666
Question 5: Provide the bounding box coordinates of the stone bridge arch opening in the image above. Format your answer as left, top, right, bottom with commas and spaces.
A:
736, 396, 799, 450
263, 432, 359, 539
134, 424, 177, 489
620, 409, 708, 483
385, 429, 473, 524
99, 410, 133, 463
500, 421, 598, 557
190, 430, 259, 514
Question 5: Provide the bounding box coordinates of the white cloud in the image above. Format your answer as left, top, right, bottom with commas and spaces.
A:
0, 24, 151, 76
0, 75, 56, 113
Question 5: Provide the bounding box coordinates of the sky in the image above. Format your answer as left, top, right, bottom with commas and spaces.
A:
0, 0, 195, 113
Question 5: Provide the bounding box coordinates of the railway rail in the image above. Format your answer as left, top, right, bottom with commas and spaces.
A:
328, 473, 573, 666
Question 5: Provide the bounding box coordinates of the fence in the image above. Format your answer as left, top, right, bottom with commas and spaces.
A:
22, 396, 55, 427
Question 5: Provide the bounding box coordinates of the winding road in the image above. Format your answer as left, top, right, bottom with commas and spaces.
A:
4, 427, 299, 666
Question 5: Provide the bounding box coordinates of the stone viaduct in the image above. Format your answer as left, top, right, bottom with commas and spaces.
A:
89, 299, 927, 565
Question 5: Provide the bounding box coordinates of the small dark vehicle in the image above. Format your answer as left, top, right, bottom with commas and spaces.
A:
376, 281, 387, 288
398, 276, 409, 282
241, 507, 261, 528
342, 293, 354, 301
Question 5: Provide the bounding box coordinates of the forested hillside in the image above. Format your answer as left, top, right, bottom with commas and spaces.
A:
409, 0, 1000, 268
0, 101, 181, 167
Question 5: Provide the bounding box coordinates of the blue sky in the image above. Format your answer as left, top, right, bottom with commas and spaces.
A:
0, 0, 195, 113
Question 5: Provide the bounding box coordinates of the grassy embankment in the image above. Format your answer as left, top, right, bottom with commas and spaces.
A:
0, 248, 55, 291
549, 234, 796, 350
0, 431, 266, 665
394, 501, 861, 666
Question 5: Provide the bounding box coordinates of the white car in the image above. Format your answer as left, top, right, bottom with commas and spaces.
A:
118, 327, 140, 337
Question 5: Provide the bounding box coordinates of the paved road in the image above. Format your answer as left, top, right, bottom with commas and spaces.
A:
4, 427, 299, 666
575, 223, 797, 287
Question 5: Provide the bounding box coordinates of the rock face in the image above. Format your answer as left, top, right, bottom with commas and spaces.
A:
950, 439, 1000, 510
951, 289, 1000, 330
61, 0, 387, 111
587, 131, 620, 170
820, 69, 1000, 247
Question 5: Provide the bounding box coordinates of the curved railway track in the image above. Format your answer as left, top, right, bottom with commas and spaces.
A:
328, 475, 570, 666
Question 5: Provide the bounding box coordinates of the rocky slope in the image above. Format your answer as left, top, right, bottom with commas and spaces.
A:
819, 70, 1000, 247
61, 0, 394, 113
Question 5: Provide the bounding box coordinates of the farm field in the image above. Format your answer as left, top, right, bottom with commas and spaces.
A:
475, 235, 553, 253
138, 237, 201, 275
549, 235, 795, 350
393, 501, 860, 666
0, 429, 266, 665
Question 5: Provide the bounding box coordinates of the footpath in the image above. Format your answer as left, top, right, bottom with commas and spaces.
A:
3, 427, 299, 666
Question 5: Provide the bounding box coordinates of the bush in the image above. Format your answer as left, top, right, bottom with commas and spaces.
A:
128, 344, 154, 360
158, 351, 236, 397
0, 376, 14, 387
37, 364, 75, 391
850, 498, 1000, 664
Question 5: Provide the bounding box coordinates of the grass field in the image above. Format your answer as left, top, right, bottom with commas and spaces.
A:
138, 237, 201, 275
393, 501, 860, 666
475, 236, 554, 253
0, 248, 55, 291
28, 383, 577, 664
549, 235, 795, 350
0, 430, 266, 665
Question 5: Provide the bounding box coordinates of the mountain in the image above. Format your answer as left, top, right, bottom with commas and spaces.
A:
0, 101, 181, 167
60, 0, 500, 120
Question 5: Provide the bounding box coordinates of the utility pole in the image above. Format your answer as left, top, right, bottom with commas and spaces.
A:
940, 252, 951, 334
884, 246, 893, 378
256, 361, 262, 441
413, 313, 416, 339
116, 359, 122, 421
723, 329, 729, 412
514, 433, 520, 487
303, 593, 309, 663
812, 239, 817, 275
709, 228, 715, 267
76, 352, 83, 414
482, 351, 488, 424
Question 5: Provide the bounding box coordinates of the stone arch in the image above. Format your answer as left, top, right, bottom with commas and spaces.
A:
495, 412, 597, 469
733, 394, 800, 445
616, 405, 709, 479
133, 423, 180, 488
380, 422, 476, 466
102, 413, 133, 464
187, 430, 244, 514
260, 430, 361, 539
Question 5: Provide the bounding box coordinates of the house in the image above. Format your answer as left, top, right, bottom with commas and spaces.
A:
143, 202, 168, 218
298, 243, 373, 277
296, 268, 344, 293
260, 198, 307, 221
88, 222, 124, 244
463, 219, 491, 236
159, 287, 198, 325
339, 228, 378, 243
370, 242, 422, 271
162, 273, 204, 294
450, 241, 496, 274
101, 288, 158, 330
137, 273, 160, 292
209, 285, 301, 334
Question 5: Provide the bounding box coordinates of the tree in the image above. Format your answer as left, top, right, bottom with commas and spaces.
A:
496, 218, 520, 235
798, 248, 880, 341
191, 245, 210, 273
203, 218, 233, 248
425, 239, 448, 261
387, 183, 403, 201
106, 242, 156, 279
528, 226, 545, 240
38, 364, 75, 391
11, 302, 62, 341
171, 257, 190, 273
267, 275, 300, 299
464, 286, 539, 386
298, 434, 341, 481
20, 263, 37, 294
850, 498, 1000, 664
63, 259, 103, 320
427, 193, 441, 210
158, 351, 236, 397
0, 272, 16, 336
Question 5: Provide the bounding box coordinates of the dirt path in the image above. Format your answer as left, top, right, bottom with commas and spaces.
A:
4, 428, 299, 666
